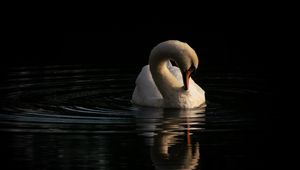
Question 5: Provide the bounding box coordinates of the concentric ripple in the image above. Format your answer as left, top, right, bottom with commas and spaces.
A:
0, 65, 268, 134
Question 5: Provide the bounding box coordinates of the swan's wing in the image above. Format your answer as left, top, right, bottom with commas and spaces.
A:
131, 65, 163, 107
132, 63, 205, 108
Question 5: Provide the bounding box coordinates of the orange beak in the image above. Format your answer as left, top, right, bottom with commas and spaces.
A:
183, 70, 192, 90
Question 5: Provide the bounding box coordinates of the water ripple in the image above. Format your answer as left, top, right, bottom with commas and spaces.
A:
0, 65, 267, 135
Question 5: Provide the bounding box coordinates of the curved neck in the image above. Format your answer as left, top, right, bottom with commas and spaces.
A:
149, 55, 182, 100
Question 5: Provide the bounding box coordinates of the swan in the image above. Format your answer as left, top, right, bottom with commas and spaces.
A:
131, 40, 206, 108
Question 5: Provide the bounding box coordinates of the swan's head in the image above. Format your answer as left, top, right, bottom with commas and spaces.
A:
176, 42, 198, 91
150, 40, 199, 90
166, 40, 199, 90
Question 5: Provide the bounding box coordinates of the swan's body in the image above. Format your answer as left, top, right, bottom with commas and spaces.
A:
132, 40, 205, 108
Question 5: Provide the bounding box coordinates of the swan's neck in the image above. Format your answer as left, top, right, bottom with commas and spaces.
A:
149, 57, 182, 101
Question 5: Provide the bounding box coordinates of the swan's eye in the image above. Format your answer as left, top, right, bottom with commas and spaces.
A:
170, 60, 178, 67
188, 65, 195, 72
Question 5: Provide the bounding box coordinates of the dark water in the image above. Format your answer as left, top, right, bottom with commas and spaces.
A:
0, 65, 272, 170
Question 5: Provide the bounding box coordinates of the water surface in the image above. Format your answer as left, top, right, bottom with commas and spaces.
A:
0, 65, 271, 170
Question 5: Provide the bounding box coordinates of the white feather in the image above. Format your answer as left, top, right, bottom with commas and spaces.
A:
131, 40, 206, 108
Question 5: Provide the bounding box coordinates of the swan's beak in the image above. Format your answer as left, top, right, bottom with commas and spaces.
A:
182, 70, 192, 90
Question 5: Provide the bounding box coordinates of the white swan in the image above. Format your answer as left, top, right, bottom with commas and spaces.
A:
131, 40, 206, 108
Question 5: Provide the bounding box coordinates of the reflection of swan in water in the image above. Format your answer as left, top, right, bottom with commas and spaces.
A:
135, 108, 205, 170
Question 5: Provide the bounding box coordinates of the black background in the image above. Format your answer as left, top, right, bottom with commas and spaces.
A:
4, 22, 278, 74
